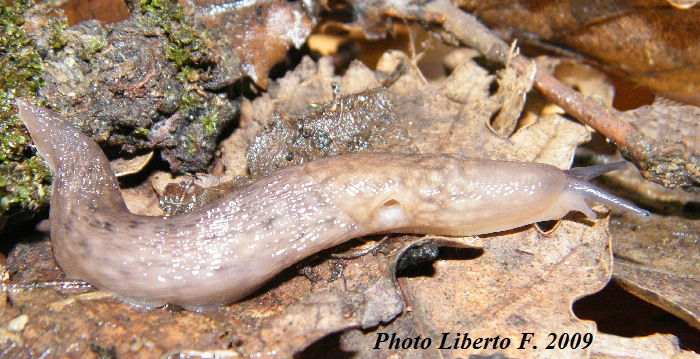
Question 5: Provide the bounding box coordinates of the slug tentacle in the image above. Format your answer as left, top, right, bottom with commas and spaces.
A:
565, 161, 628, 181
16, 100, 649, 310
564, 180, 651, 219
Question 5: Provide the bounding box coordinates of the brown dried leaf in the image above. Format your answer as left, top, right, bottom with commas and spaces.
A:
220, 55, 409, 180
610, 212, 700, 330
554, 62, 615, 108
183, 0, 316, 88
488, 57, 537, 138
597, 99, 700, 210
615, 259, 700, 331
617, 99, 700, 151
59, 0, 130, 25
6, 238, 64, 283
121, 181, 165, 216
110, 151, 154, 177
245, 86, 418, 178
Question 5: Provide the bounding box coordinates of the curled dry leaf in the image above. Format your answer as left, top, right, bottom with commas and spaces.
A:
488, 56, 537, 138
110, 150, 154, 177
182, 0, 317, 89
377, 50, 589, 166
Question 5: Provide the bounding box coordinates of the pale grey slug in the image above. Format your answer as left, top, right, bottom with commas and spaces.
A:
16, 100, 649, 311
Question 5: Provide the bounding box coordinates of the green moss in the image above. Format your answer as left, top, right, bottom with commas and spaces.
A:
139, 0, 183, 24
136, 0, 218, 141
83, 36, 107, 57
166, 43, 191, 67
185, 139, 198, 155
0, 156, 51, 213
201, 107, 219, 136
177, 64, 201, 83
179, 91, 199, 109
137, 0, 206, 70
47, 13, 67, 49
134, 127, 150, 136
0, 0, 44, 113
0, 0, 53, 218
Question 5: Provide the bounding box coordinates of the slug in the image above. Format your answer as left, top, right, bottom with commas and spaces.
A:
16, 100, 649, 311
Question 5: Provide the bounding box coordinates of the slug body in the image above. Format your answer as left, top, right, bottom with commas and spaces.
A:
17, 101, 649, 311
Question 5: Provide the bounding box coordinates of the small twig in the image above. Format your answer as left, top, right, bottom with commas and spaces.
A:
329, 236, 391, 259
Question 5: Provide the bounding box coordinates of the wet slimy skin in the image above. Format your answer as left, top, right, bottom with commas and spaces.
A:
16, 100, 649, 311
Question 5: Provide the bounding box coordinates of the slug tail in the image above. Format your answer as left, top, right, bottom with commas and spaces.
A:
16, 99, 61, 172
16, 99, 127, 211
